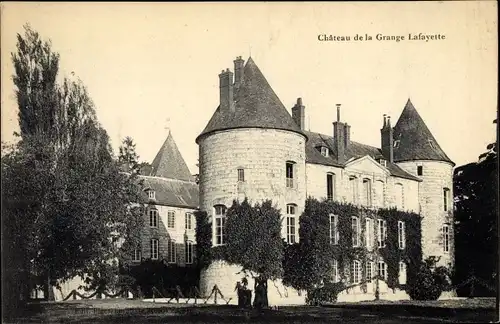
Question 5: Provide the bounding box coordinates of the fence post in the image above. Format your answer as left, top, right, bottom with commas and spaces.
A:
214, 285, 218, 305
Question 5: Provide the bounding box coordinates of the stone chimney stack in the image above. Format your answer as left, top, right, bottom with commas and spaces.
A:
219, 68, 234, 113
233, 56, 245, 87
381, 114, 394, 163
292, 97, 306, 130
333, 104, 346, 164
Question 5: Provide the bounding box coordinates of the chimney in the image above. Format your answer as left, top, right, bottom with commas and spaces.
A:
344, 123, 351, 149
219, 68, 234, 112
333, 104, 346, 164
381, 114, 394, 163
233, 56, 245, 87
292, 98, 305, 130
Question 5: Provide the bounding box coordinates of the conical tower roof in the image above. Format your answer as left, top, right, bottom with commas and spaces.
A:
150, 132, 194, 181
393, 99, 454, 165
196, 57, 306, 143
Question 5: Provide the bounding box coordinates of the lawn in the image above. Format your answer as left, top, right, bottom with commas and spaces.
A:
3, 297, 497, 324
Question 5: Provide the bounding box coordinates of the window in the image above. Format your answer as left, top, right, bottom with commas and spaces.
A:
214, 205, 227, 245
366, 261, 374, 282
443, 188, 450, 212
394, 140, 400, 148
149, 209, 158, 228
377, 219, 387, 248
379, 159, 387, 167
168, 239, 176, 263
443, 224, 450, 253
321, 146, 329, 157
378, 261, 387, 280
428, 140, 435, 149
362, 178, 372, 206
417, 165, 423, 176
327, 173, 335, 201
185, 212, 193, 230
349, 176, 358, 203
237, 168, 245, 182
286, 204, 297, 244
375, 180, 385, 207
399, 262, 407, 285
286, 162, 295, 188
150, 239, 159, 260
332, 259, 339, 283
330, 214, 339, 245
167, 211, 175, 229
395, 183, 404, 210
148, 190, 156, 200
353, 260, 362, 284
352, 216, 360, 247
365, 218, 373, 250
133, 247, 141, 262
398, 221, 406, 249
185, 241, 194, 264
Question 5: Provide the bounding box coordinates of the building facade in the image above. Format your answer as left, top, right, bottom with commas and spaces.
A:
133, 132, 199, 266
196, 56, 455, 302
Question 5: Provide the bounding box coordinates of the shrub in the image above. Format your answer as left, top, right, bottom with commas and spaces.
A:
407, 256, 451, 300
305, 282, 346, 305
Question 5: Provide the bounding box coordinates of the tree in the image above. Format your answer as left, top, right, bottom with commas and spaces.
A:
453, 117, 498, 297
407, 256, 451, 300
118, 136, 140, 174
2, 25, 144, 315
224, 198, 284, 305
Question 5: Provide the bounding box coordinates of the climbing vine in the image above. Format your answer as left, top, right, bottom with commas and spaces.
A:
283, 197, 422, 293
196, 197, 422, 295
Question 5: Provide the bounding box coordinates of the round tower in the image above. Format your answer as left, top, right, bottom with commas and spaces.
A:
392, 99, 455, 269
196, 57, 307, 299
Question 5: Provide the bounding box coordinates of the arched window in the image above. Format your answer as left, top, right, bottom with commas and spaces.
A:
214, 205, 227, 246
443, 188, 451, 212
286, 204, 297, 244
327, 173, 335, 201
286, 161, 296, 188
349, 176, 358, 203
362, 178, 372, 206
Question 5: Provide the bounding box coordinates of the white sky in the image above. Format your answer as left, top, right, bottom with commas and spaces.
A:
1, 2, 497, 173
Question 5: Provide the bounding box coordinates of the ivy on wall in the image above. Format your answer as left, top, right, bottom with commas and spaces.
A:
287, 197, 422, 292
195, 197, 422, 294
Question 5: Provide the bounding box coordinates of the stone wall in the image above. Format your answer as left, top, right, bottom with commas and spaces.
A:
397, 160, 455, 267
198, 128, 307, 242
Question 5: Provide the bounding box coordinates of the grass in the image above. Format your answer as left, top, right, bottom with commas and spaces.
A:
3, 297, 497, 324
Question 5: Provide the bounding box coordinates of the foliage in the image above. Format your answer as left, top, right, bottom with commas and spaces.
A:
118, 136, 141, 175
283, 197, 422, 295
2, 24, 145, 310
305, 282, 346, 306
224, 198, 284, 280
407, 256, 452, 300
453, 136, 497, 297
194, 210, 212, 270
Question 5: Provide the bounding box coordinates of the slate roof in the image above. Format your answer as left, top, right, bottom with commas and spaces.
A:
196, 57, 306, 143
305, 131, 421, 181
140, 176, 199, 209
150, 132, 194, 182
393, 99, 454, 165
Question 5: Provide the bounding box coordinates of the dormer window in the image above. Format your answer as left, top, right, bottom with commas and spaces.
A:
148, 190, 155, 200
321, 146, 329, 157
378, 159, 387, 167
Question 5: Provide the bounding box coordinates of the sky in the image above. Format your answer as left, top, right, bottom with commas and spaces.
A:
1, 2, 497, 174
